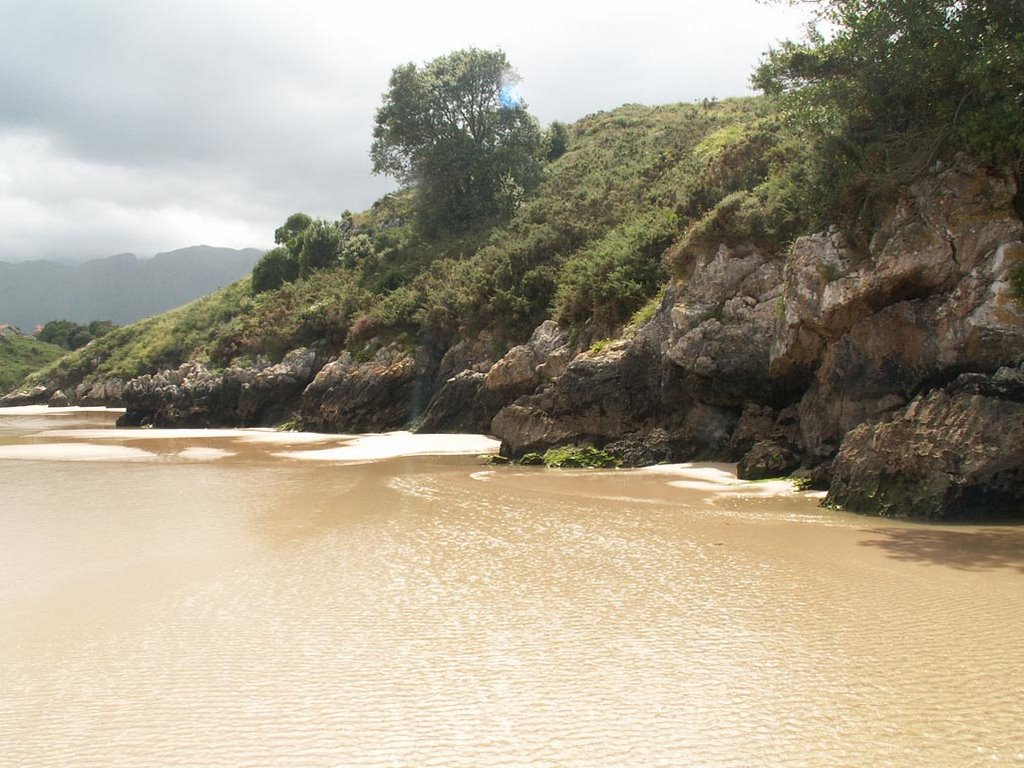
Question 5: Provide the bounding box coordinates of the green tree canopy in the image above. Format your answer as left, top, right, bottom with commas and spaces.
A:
371, 48, 544, 234
754, 0, 1024, 169
274, 212, 313, 246
35, 319, 114, 350
298, 219, 344, 277
252, 246, 299, 294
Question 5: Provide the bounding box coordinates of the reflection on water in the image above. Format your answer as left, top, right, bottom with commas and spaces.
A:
2, 409, 1023, 767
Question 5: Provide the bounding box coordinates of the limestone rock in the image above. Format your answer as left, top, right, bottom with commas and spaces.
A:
119, 349, 321, 428
0, 385, 50, 407
737, 439, 801, 480
47, 390, 70, 407
417, 371, 490, 434
665, 243, 787, 406
825, 366, 1024, 520
478, 321, 571, 412
299, 347, 419, 433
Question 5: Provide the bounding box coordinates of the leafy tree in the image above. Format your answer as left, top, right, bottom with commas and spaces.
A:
274, 212, 313, 246
754, 0, 1024, 170
371, 48, 544, 234
252, 246, 300, 294
298, 219, 344, 276
545, 121, 570, 161
87, 320, 117, 339
36, 319, 98, 350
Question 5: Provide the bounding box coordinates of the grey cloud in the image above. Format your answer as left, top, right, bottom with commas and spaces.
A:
0, 0, 808, 262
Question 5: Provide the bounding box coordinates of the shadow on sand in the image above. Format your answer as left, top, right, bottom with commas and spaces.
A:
858, 527, 1024, 573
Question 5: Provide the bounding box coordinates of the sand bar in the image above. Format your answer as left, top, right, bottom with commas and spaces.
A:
273, 432, 500, 462
0, 442, 157, 462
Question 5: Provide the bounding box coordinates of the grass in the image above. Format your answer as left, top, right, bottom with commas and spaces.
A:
0, 335, 66, 393
25, 96, 808, 392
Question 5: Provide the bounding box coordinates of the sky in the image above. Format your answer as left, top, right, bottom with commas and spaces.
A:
0, 0, 811, 262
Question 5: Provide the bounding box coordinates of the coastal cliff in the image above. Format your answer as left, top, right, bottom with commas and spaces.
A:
13, 158, 1020, 520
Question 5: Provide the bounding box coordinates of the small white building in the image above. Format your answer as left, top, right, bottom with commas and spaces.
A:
0, 324, 22, 337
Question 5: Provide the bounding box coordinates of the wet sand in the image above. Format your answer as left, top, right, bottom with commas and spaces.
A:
2, 408, 1022, 767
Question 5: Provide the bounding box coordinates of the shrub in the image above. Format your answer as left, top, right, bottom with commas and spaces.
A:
251, 246, 299, 294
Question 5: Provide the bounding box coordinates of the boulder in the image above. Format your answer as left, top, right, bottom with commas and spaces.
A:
825, 366, 1024, 520
47, 390, 70, 407
737, 439, 801, 480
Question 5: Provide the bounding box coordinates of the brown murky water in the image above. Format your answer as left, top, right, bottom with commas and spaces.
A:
2, 409, 1023, 767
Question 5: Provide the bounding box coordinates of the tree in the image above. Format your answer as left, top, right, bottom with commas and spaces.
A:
251, 246, 299, 294
275, 212, 312, 246
754, 0, 1024, 169
298, 219, 344, 277
371, 48, 544, 234
36, 319, 100, 350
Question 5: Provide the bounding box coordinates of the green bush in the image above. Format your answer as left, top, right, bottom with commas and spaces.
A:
251, 246, 299, 294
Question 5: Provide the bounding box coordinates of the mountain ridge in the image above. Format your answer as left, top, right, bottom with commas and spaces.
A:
0, 245, 262, 331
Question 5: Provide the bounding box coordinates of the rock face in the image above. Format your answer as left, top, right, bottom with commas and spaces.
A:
417, 371, 489, 433
119, 349, 320, 427
491, 241, 787, 461
826, 366, 1024, 520
82, 158, 1023, 519
774, 162, 1024, 461
0, 385, 50, 407
416, 321, 575, 435
485, 159, 1024, 518
299, 347, 421, 433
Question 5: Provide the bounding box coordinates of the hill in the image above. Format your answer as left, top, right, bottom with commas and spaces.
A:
0, 245, 262, 331
0, 334, 65, 392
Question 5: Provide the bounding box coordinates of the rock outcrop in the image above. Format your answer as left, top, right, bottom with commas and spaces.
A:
0, 385, 50, 407
119, 348, 320, 427
299, 346, 422, 433
825, 365, 1024, 520
77, 157, 1023, 519
484, 159, 1024, 518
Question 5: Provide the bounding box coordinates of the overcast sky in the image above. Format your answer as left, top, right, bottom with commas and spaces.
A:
0, 0, 810, 262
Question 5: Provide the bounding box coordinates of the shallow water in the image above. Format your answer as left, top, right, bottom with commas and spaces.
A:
2, 409, 1023, 767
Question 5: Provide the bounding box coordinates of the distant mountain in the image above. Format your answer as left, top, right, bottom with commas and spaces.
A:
0, 245, 262, 331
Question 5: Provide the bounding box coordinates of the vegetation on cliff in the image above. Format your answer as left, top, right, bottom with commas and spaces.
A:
23, 0, 1023, 402
0, 335, 65, 392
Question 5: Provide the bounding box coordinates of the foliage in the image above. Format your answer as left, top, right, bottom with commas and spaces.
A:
544, 121, 570, 161
554, 208, 677, 330
251, 246, 299, 294
754, 0, 1024, 234
27, 281, 254, 386
36, 319, 117, 351
371, 48, 544, 234
274, 212, 313, 246
298, 219, 345, 277
0, 335, 65, 393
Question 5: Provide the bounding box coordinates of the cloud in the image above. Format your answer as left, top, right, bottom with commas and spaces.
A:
0, 0, 809, 261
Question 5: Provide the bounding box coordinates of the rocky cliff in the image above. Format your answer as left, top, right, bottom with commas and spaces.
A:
15, 159, 1023, 520
483, 160, 1024, 518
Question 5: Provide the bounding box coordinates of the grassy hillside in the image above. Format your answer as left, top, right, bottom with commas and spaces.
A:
29, 96, 816, 391
23, 5, 1022, 395
0, 335, 66, 393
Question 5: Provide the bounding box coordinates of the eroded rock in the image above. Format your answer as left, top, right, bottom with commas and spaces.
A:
825, 366, 1024, 520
